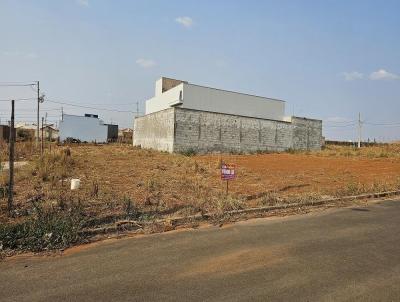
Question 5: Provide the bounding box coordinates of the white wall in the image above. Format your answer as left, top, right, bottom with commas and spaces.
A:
145, 81, 286, 121
155, 78, 163, 97
59, 114, 108, 142
133, 108, 175, 152
182, 84, 285, 121
146, 83, 183, 114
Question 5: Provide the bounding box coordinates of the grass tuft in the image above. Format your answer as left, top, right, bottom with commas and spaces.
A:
0, 201, 86, 252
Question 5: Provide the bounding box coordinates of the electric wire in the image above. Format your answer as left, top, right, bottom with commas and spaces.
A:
0, 83, 36, 87
0, 97, 36, 102
46, 99, 139, 113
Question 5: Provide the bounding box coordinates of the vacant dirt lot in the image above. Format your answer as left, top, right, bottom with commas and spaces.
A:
197, 153, 400, 196
1, 143, 400, 254
1, 143, 400, 224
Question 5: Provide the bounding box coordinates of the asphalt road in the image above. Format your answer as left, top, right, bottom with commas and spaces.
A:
1, 199, 400, 302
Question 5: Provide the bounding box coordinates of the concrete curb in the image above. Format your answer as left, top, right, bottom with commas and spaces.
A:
168, 190, 400, 225
79, 190, 400, 236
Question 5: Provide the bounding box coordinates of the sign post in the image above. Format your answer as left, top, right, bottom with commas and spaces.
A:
221, 163, 236, 194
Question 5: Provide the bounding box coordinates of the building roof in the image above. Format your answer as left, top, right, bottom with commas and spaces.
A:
16, 123, 37, 130
159, 76, 285, 103
40, 124, 59, 131
185, 83, 285, 103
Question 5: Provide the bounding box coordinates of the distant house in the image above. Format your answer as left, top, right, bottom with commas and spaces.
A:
40, 124, 59, 141
105, 124, 118, 142
15, 123, 36, 141
0, 125, 15, 143
12, 123, 59, 141
59, 114, 118, 143
118, 128, 133, 143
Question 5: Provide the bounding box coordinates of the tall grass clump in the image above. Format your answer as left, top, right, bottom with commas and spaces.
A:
180, 148, 197, 157
213, 195, 244, 213
32, 148, 74, 182
0, 200, 86, 252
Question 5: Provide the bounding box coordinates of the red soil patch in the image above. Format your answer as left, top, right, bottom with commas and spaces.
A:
196, 153, 400, 196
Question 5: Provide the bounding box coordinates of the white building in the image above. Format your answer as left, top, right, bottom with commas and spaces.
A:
59, 114, 108, 143
146, 77, 285, 121
134, 77, 322, 153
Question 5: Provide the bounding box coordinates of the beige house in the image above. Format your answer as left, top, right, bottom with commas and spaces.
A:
118, 128, 133, 143
15, 123, 59, 141
40, 124, 59, 141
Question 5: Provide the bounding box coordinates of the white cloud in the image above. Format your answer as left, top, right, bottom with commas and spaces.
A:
175, 16, 193, 28
136, 58, 156, 69
2, 50, 37, 59
369, 69, 400, 80
25, 53, 38, 59
76, 0, 89, 7
342, 71, 364, 81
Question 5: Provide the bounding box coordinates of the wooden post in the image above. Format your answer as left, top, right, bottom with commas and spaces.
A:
8, 100, 15, 215
226, 180, 229, 195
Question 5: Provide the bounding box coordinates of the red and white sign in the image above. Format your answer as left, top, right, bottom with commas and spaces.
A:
221, 164, 236, 180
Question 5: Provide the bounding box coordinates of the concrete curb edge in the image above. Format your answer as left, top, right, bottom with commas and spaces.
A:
80, 190, 400, 236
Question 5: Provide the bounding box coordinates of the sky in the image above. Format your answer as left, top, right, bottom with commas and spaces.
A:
0, 0, 399, 141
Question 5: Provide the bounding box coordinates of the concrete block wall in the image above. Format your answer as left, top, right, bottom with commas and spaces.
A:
291, 117, 323, 151
133, 108, 175, 152
173, 108, 293, 153
133, 108, 322, 153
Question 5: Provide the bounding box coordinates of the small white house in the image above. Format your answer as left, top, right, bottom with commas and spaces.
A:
59, 114, 108, 143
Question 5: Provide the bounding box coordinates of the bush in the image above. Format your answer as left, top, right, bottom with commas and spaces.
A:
123, 196, 139, 219
259, 191, 281, 206
0, 201, 86, 252
180, 148, 197, 157
31, 150, 74, 182
214, 196, 243, 213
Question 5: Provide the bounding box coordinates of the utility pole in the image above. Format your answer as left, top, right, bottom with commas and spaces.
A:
41, 117, 44, 156
61, 106, 64, 121
8, 100, 15, 215
132, 101, 140, 132
36, 81, 40, 147
358, 112, 362, 148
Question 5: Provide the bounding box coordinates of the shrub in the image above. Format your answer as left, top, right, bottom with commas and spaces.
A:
123, 196, 139, 219
0, 201, 86, 252
286, 148, 297, 154
180, 148, 197, 157
259, 191, 281, 206
214, 195, 243, 213
31, 149, 74, 182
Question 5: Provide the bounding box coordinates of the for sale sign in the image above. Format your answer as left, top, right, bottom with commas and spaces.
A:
221, 164, 236, 180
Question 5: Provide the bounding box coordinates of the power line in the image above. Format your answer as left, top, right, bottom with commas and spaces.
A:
0, 114, 60, 118
0, 81, 36, 84
364, 122, 400, 126
0, 97, 36, 102
324, 123, 357, 128
324, 119, 356, 123
46, 99, 138, 113
0, 83, 36, 87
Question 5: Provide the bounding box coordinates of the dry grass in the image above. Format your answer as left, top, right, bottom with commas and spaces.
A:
1, 142, 400, 253
316, 143, 400, 158
0, 141, 37, 162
